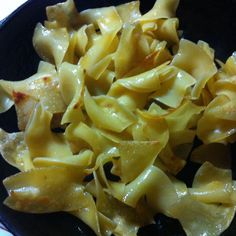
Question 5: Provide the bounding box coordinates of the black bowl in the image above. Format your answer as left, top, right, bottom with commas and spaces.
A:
0, 0, 236, 235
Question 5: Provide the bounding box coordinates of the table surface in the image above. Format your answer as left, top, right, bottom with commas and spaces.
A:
0, 0, 27, 21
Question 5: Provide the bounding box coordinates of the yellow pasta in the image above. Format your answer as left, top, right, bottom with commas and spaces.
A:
0, 0, 236, 235
33, 23, 70, 66
116, 1, 141, 24
45, 0, 79, 30
3, 167, 87, 212
150, 66, 195, 108
171, 39, 217, 99
25, 103, 72, 158
0, 129, 33, 171
114, 23, 150, 78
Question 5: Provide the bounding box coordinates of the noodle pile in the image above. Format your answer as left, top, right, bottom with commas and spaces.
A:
0, 0, 236, 235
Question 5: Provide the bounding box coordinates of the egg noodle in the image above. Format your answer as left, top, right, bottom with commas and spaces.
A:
0, 0, 236, 235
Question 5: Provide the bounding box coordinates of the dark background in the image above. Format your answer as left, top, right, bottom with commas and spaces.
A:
0, 0, 236, 235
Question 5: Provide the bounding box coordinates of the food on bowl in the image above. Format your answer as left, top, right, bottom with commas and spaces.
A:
0, 0, 236, 235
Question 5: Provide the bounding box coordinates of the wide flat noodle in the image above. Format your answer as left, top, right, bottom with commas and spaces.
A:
132, 109, 169, 146
93, 172, 153, 236
46, 0, 79, 29
59, 62, 85, 127
0, 129, 33, 171
76, 24, 99, 54
79, 6, 122, 34
223, 52, 236, 76
33, 149, 93, 169
123, 165, 176, 209
108, 88, 149, 111
79, 32, 118, 80
33, 23, 69, 66
165, 100, 204, 132
158, 144, 186, 174
108, 63, 172, 111
171, 39, 217, 99
59, 63, 86, 151
152, 18, 179, 46
116, 1, 141, 24
72, 192, 101, 236
124, 41, 172, 77
151, 66, 195, 108
3, 167, 86, 213
169, 195, 236, 236
59, 62, 84, 106
25, 103, 72, 158
65, 122, 111, 154
198, 40, 215, 60
118, 141, 162, 183
84, 90, 136, 133
197, 95, 236, 143
109, 63, 167, 94
145, 165, 178, 213
213, 77, 236, 100
0, 63, 66, 121
13, 93, 37, 131
168, 163, 236, 236
137, 0, 180, 22
189, 162, 236, 204
0, 85, 14, 113
114, 23, 150, 79
75, 25, 89, 57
